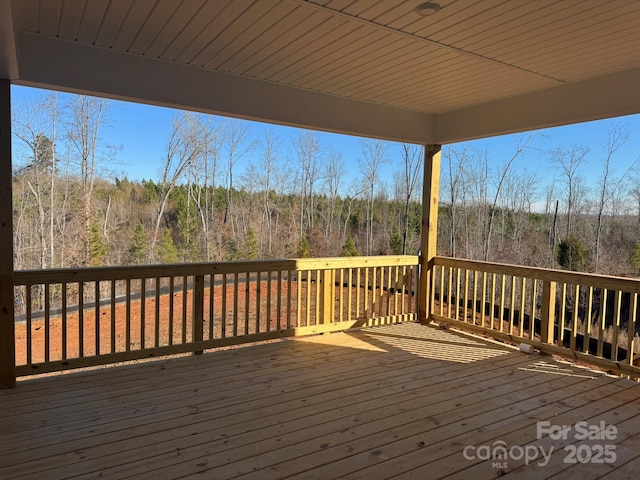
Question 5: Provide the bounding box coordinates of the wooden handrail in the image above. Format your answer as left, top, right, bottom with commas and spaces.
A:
13, 256, 419, 376
431, 256, 640, 379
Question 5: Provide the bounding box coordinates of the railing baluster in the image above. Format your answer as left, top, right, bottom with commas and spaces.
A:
44, 283, 50, 362
277, 271, 283, 331
79, 282, 84, 358
481, 272, 487, 328
141, 278, 147, 350
233, 272, 239, 337
208, 274, 213, 340
611, 290, 622, 361
626, 293, 637, 366
245, 272, 251, 334
463, 269, 469, 324
355, 267, 360, 320
509, 276, 516, 334
154, 277, 160, 348
169, 277, 174, 344
447, 267, 453, 318
559, 283, 567, 346
597, 289, 607, 358
287, 269, 292, 329
125, 279, 131, 351
490, 273, 496, 330
314, 269, 320, 325
266, 271, 271, 332
339, 269, 345, 322
570, 285, 579, 352
110, 280, 116, 353
472, 271, 478, 325
26, 286, 32, 364
454, 268, 461, 322
519, 277, 526, 337
193, 274, 204, 354
499, 274, 506, 332
296, 270, 302, 327
348, 268, 354, 322
387, 266, 392, 317
255, 271, 261, 332
364, 267, 369, 318
93, 281, 99, 356
529, 279, 536, 340
221, 274, 227, 338
61, 283, 67, 360
399, 266, 405, 316
584, 286, 593, 354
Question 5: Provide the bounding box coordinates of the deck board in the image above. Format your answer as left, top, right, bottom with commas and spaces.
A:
1, 323, 638, 479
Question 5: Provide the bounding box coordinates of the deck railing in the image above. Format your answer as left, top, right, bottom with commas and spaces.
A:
431, 256, 640, 378
13, 255, 418, 375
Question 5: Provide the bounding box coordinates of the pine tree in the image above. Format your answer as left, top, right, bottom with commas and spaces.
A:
556, 234, 589, 271
157, 228, 178, 264
129, 221, 147, 265
390, 226, 403, 255
243, 228, 259, 260
631, 242, 640, 272
88, 223, 107, 266
297, 236, 311, 258
341, 235, 359, 257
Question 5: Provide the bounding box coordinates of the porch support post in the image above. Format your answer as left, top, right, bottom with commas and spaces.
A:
418, 144, 441, 324
0, 79, 15, 388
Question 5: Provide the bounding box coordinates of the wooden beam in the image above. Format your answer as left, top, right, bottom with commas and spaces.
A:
0, 78, 15, 388
418, 145, 441, 323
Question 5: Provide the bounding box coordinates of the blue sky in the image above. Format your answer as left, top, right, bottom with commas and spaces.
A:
11, 85, 640, 200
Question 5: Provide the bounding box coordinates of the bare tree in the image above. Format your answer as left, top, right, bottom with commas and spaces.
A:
223, 119, 254, 228
359, 139, 388, 255
323, 146, 345, 251
441, 146, 468, 257
593, 123, 628, 271
551, 144, 589, 238
66, 95, 108, 264
151, 113, 209, 259
295, 131, 323, 238
483, 134, 533, 261
398, 143, 423, 255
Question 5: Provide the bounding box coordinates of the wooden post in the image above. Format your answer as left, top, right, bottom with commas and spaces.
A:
418, 145, 441, 324
540, 280, 556, 345
0, 79, 15, 387
193, 275, 204, 354
320, 269, 335, 324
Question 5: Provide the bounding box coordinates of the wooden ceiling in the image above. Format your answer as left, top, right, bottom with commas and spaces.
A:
2, 0, 640, 143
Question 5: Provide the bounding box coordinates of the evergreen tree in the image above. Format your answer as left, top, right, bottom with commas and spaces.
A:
556, 234, 589, 271
297, 236, 311, 258
341, 235, 359, 257
157, 228, 178, 263
631, 242, 640, 272
243, 228, 259, 260
88, 223, 107, 266
174, 187, 199, 261
390, 226, 403, 255
129, 221, 147, 265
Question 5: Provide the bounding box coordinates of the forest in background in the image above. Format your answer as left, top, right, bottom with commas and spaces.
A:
11, 93, 640, 277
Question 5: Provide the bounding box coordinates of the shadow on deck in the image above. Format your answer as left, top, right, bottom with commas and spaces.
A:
1, 323, 639, 479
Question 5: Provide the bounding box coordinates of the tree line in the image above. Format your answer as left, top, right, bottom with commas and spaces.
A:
11, 92, 640, 278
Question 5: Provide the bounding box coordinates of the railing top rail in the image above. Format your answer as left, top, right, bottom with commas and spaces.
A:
14, 255, 419, 285
433, 256, 640, 292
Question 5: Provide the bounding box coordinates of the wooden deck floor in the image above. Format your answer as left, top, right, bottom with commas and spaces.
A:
2, 323, 640, 479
